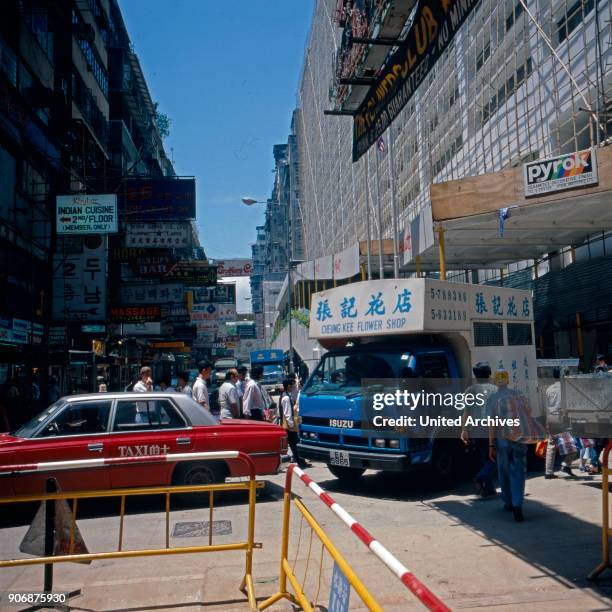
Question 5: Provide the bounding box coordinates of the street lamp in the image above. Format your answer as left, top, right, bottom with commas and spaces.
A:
241, 197, 264, 206
241, 196, 295, 374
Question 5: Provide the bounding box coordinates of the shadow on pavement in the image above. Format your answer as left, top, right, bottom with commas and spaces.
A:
0, 479, 286, 528
69, 596, 272, 612
427, 495, 612, 605
314, 465, 478, 502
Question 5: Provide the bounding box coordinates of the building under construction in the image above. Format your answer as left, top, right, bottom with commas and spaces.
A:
292, 0, 612, 365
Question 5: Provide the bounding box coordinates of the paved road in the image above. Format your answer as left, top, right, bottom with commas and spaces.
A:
0, 462, 611, 610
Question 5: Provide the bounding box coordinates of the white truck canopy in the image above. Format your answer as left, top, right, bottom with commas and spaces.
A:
309, 279, 539, 412
309, 279, 533, 339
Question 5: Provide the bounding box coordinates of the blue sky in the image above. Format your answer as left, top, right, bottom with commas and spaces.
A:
119, 1, 314, 260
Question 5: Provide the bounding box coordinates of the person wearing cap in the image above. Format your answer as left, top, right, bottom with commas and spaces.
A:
594, 354, 610, 373
487, 369, 528, 522
461, 362, 498, 497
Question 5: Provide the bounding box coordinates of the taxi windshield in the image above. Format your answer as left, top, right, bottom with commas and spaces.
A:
13, 400, 66, 438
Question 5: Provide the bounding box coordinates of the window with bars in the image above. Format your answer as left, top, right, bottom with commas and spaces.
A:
481, 57, 533, 126
507, 323, 533, 345
505, 1, 524, 32
72, 10, 108, 98
557, 0, 595, 44
476, 41, 491, 72
473, 322, 504, 347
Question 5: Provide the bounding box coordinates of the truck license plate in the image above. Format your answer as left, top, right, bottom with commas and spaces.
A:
329, 450, 350, 467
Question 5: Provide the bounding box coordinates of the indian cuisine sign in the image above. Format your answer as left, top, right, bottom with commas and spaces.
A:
56, 194, 118, 234
352, 0, 478, 161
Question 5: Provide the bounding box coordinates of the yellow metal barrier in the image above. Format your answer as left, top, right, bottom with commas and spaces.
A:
259, 465, 449, 611
588, 441, 612, 580
0, 451, 262, 610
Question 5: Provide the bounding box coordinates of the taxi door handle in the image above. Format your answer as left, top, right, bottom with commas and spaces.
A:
88, 443, 103, 452
176, 437, 191, 445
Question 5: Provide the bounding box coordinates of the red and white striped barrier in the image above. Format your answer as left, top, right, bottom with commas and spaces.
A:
0, 450, 255, 479
288, 464, 450, 612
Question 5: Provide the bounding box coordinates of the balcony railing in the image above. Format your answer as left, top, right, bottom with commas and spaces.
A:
72, 71, 109, 149
330, 0, 417, 111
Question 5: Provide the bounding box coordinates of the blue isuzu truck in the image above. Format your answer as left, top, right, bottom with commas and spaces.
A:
297, 278, 537, 482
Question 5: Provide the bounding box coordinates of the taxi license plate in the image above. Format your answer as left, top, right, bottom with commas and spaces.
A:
329, 450, 350, 467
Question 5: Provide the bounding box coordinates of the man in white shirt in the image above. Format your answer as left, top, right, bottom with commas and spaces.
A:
133, 366, 152, 423
242, 365, 265, 420
218, 369, 239, 419
281, 379, 307, 468
192, 360, 212, 412
176, 372, 192, 398
545, 367, 577, 479
236, 365, 248, 416
133, 366, 153, 393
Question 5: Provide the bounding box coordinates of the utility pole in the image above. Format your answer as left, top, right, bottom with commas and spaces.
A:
287, 201, 294, 374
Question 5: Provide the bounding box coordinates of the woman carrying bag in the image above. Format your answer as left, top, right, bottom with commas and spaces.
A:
281, 379, 308, 468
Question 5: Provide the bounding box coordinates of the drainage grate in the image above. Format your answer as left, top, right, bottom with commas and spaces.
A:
172, 520, 232, 538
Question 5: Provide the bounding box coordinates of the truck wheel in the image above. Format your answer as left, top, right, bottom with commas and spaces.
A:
328, 465, 365, 481
430, 442, 459, 487
172, 461, 227, 506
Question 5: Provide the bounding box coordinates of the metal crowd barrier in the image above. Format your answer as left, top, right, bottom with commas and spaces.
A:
588, 441, 612, 581
0, 451, 262, 610
258, 464, 450, 612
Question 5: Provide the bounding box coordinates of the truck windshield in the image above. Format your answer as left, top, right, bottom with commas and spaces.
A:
263, 364, 283, 375
303, 350, 414, 395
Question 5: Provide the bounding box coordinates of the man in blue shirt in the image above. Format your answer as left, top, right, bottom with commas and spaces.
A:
487, 370, 528, 522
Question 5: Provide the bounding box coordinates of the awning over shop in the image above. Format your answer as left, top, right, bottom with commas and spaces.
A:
409, 145, 612, 271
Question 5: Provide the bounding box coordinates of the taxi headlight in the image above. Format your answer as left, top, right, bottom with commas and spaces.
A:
373, 438, 386, 448
388, 439, 400, 449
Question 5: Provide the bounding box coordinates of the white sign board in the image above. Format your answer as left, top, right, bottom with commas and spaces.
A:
121, 322, 161, 335
56, 194, 118, 234
309, 279, 533, 340
314, 255, 333, 280
124, 222, 192, 248
120, 284, 185, 304
216, 259, 252, 277
333, 243, 359, 280
52, 242, 107, 321
523, 148, 598, 197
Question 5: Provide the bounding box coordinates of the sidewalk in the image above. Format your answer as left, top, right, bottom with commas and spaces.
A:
0, 464, 611, 610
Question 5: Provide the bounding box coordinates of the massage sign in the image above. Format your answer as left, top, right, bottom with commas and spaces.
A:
352, 0, 479, 161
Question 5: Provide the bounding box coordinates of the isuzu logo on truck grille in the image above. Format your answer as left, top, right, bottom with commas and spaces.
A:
329, 419, 354, 428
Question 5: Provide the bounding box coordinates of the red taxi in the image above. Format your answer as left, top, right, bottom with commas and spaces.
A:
0, 393, 287, 495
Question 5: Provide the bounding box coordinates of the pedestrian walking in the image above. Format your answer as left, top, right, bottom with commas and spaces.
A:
218, 369, 239, 419
242, 365, 265, 420
192, 360, 213, 412
236, 365, 248, 416
544, 367, 578, 479
47, 376, 60, 404
176, 372, 192, 398
594, 354, 610, 373
280, 378, 308, 468
487, 370, 529, 522
461, 362, 498, 497
133, 366, 153, 393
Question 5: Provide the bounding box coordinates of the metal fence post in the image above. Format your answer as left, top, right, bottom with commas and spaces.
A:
43, 478, 57, 592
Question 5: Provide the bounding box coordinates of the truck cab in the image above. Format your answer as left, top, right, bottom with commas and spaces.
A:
298, 278, 537, 483
250, 349, 285, 394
